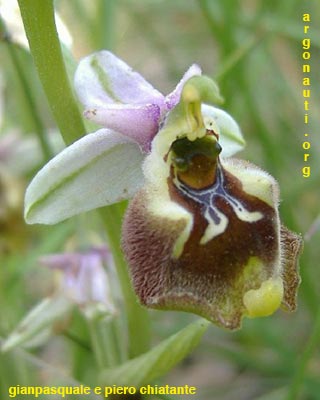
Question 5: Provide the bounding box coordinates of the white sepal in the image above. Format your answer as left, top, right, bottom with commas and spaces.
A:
74, 50, 165, 109
25, 129, 145, 224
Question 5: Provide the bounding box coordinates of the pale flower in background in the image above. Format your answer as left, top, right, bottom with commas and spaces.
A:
40, 246, 116, 319
2, 246, 115, 352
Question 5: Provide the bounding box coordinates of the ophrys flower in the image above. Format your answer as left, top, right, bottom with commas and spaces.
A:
24, 51, 302, 329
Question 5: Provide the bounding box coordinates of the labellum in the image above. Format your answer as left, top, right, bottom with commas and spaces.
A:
122, 79, 302, 329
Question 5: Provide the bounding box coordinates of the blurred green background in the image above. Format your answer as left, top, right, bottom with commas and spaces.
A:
1, 1, 319, 399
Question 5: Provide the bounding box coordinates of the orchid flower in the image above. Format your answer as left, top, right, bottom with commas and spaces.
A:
2, 247, 115, 352
39, 246, 116, 319
24, 51, 302, 329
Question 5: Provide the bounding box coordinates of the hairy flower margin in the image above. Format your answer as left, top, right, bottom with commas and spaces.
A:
24, 51, 302, 329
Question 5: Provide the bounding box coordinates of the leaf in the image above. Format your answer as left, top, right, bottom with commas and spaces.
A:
1, 296, 72, 352
99, 318, 210, 387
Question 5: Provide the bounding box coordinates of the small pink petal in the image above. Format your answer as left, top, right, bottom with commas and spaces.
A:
84, 104, 160, 153
165, 64, 202, 111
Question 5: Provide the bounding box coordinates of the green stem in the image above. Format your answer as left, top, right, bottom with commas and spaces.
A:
6, 43, 53, 160
88, 317, 120, 369
286, 309, 320, 400
17, 0, 86, 145
97, 0, 116, 50
17, 0, 151, 361
0, 17, 52, 160
100, 204, 151, 359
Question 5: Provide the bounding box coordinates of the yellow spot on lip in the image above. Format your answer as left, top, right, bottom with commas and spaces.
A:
243, 277, 284, 318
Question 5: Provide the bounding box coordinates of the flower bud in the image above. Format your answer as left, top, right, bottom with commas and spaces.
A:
40, 247, 116, 320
